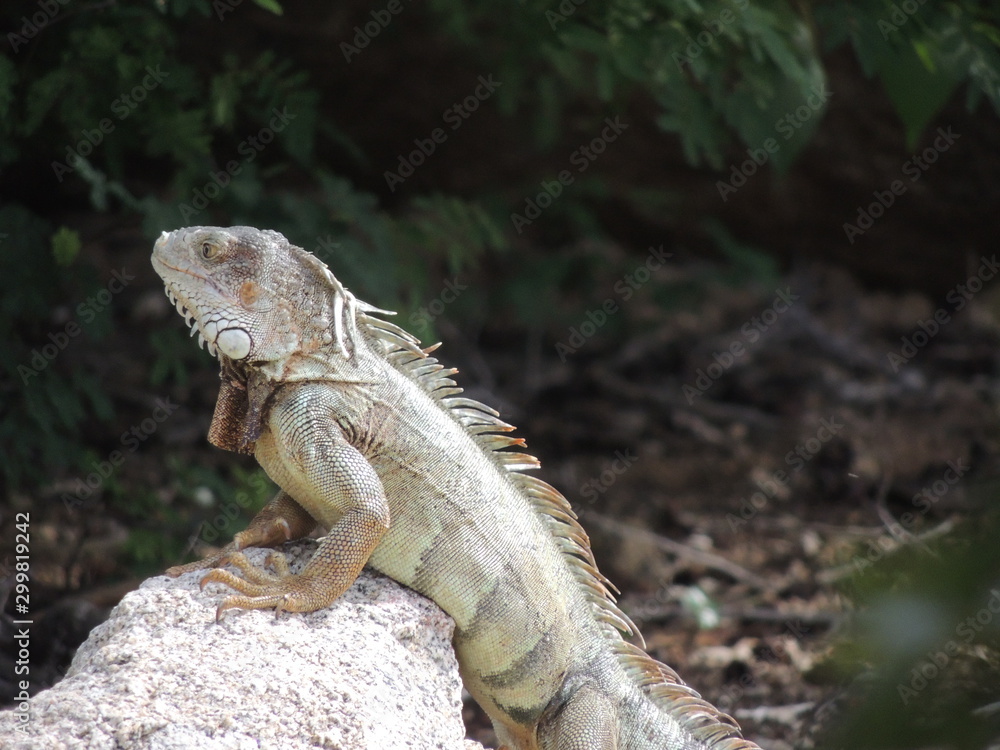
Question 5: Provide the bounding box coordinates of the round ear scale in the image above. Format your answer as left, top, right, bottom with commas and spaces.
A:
217, 327, 253, 360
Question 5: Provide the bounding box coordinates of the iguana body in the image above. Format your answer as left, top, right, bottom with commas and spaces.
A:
152, 226, 761, 750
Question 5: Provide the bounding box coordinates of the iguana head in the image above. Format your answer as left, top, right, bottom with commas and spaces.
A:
151, 226, 338, 363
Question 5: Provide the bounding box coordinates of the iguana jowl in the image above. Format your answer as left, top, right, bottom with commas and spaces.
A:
152, 226, 762, 750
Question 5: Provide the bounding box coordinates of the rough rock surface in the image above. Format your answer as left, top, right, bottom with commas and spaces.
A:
1, 542, 486, 750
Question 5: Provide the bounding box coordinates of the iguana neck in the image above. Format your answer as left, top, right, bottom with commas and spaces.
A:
208, 347, 387, 455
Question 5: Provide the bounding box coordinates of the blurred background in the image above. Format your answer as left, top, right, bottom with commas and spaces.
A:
2, 1, 1000, 747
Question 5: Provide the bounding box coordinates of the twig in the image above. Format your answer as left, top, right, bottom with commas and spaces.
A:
626, 600, 841, 629
589, 365, 781, 432
735, 701, 815, 726
874, 478, 939, 559
816, 517, 958, 584
587, 512, 775, 591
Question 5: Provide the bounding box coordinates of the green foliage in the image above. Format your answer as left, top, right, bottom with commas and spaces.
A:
430, 0, 824, 169
817, 1, 1000, 147
824, 509, 1000, 749
120, 461, 275, 574
503, 250, 606, 329
148, 327, 212, 387
121, 526, 184, 576
250, 0, 283, 15
703, 219, 779, 287
143, 461, 276, 565
396, 194, 508, 274
429, 0, 999, 166
0, 205, 114, 489
0, 1, 504, 496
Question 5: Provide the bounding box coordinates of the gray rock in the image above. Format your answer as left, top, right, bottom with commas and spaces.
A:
1, 542, 486, 750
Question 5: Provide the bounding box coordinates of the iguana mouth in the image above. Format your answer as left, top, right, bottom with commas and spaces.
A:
152, 247, 228, 357
152, 255, 207, 282
160, 283, 219, 358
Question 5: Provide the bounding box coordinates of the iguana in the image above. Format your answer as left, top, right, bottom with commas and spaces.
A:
152, 225, 763, 750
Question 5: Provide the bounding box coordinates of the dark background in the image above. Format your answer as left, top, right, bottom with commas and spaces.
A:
2, 1, 1000, 747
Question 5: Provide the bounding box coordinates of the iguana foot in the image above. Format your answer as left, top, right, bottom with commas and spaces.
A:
166, 490, 317, 577
165, 552, 230, 578
164, 517, 293, 577
164, 541, 244, 578
199, 549, 334, 620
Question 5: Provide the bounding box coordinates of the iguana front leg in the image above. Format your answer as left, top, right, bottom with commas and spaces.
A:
199, 389, 391, 618
166, 489, 317, 576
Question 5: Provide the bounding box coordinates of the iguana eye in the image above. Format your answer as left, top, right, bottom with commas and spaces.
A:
201, 241, 219, 260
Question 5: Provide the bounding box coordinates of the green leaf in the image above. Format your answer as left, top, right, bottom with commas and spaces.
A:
877, 42, 960, 147
51, 227, 81, 266
251, 0, 284, 15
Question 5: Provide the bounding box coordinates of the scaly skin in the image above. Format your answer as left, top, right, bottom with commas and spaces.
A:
152, 226, 763, 750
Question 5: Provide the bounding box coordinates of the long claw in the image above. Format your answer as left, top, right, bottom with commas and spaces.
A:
199, 567, 273, 596
166, 553, 227, 577
215, 593, 289, 621
200, 568, 241, 591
